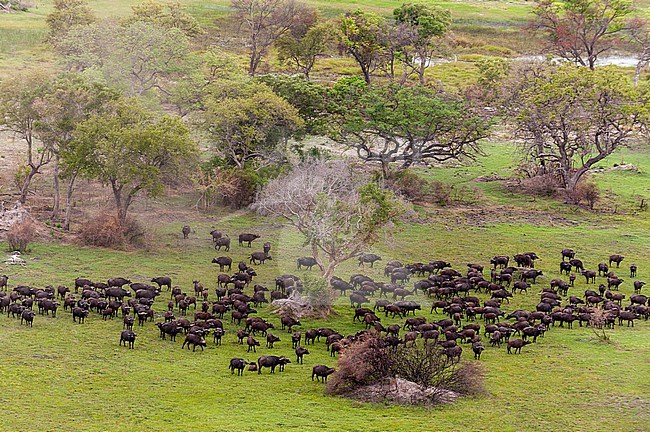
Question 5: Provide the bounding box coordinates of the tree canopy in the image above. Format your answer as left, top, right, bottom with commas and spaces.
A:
69, 98, 198, 222
326, 79, 491, 176
501, 62, 646, 199
530, 0, 632, 69
200, 78, 304, 168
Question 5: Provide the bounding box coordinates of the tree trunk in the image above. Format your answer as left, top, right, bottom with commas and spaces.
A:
63, 173, 77, 231
634, 60, 646, 87
51, 158, 60, 221
322, 261, 338, 282
19, 166, 38, 204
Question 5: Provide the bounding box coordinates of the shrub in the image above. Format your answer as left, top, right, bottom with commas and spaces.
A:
384, 170, 429, 202
7, 219, 35, 252
326, 334, 485, 405
326, 333, 393, 396
79, 214, 124, 247
302, 276, 334, 311
568, 179, 600, 209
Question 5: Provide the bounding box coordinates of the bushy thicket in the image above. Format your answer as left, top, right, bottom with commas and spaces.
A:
326, 334, 485, 405
7, 219, 35, 252
78, 214, 146, 248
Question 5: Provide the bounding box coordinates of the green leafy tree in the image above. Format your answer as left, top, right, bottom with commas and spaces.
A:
34, 75, 119, 228
0, 71, 53, 204
393, 2, 451, 84
276, 21, 336, 80
339, 9, 387, 85
502, 63, 646, 200
200, 79, 304, 168
327, 81, 491, 177
530, 0, 632, 69
45, 0, 96, 43
69, 98, 198, 222
55, 20, 191, 97
256, 74, 329, 135
127, 0, 203, 38
252, 160, 405, 281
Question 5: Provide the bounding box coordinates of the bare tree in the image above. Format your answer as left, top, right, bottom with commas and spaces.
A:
231, 0, 313, 76
252, 160, 404, 281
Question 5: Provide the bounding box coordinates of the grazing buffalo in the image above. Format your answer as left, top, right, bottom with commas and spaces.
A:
263, 242, 271, 255
490, 256, 509, 269
182, 225, 191, 239
250, 252, 272, 265
609, 254, 624, 268
229, 358, 249, 375
151, 277, 172, 291
257, 355, 291, 374
214, 236, 231, 251
358, 254, 382, 268
239, 233, 260, 247
507, 339, 531, 354
212, 257, 233, 272
108, 278, 131, 288
630, 264, 637, 278
0, 275, 8, 290
120, 330, 136, 349
182, 334, 207, 351
561, 248, 576, 260
297, 257, 320, 271
312, 365, 336, 382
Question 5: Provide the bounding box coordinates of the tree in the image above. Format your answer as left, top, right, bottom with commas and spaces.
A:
69, 98, 198, 222
200, 78, 304, 168
0, 71, 52, 204
530, 0, 632, 69
55, 20, 191, 96
127, 0, 203, 38
252, 159, 404, 281
33, 75, 119, 228
393, 3, 451, 84
231, 0, 314, 76
45, 0, 96, 43
339, 9, 387, 85
276, 21, 336, 80
326, 80, 491, 177
501, 63, 645, 201
627, 17, 650, 86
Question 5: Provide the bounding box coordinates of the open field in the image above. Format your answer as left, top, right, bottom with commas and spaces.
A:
0, 141, 648, 432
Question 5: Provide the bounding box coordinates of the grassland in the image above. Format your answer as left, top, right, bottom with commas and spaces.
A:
0, 142, 648, 432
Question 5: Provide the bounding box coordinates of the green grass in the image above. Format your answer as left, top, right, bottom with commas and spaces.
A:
0, 142, 648, 432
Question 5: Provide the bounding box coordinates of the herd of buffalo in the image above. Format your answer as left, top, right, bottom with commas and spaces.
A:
0, 228, 646, 384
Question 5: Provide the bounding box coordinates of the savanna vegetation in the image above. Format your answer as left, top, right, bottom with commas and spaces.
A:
0, 0, 648, 431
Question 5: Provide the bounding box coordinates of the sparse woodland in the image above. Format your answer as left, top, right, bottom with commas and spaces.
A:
0, 1, 648, 431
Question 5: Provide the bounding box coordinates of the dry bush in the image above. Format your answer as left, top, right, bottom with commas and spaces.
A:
509, 173, 561, 197
79, 215, 150, 248
567, 179, 600, 209
384, 170, 429, 202
79, 215, 124, 247
7, 219, 35, 252
384, 171, 480, 207
326, 334, 485, 406
326, 333, 393, 396
429, 180, 453, 206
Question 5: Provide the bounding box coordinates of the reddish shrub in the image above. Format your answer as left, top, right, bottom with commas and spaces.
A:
7, 219, 35, 252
